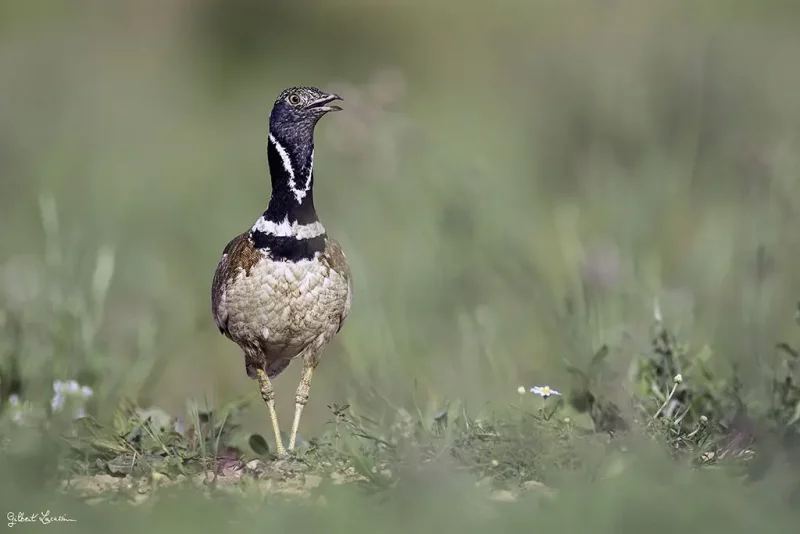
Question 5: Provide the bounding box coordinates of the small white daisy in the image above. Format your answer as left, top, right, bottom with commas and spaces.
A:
8, 394, 20, 406
53, 380, 64, 394
51, 392, 65, 412
65, 380, 80, 393
80, 385, 93, 399
530, 386, 561, 398
517, 386, 526, 395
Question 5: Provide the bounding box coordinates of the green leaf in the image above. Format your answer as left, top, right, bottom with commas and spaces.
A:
112, 409, 131, 436
248, 434, 270, 456
348, 446, 393, 491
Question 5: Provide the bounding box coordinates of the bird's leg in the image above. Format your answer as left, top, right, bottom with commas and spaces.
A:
256, 368, 287, 457
287, 360, 315, 451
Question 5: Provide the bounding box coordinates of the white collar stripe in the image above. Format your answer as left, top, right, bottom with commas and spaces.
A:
251, 216, 326, 239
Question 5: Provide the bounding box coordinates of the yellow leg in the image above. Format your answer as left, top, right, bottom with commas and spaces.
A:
287, 362, 315, 451
256, 369, 287, 457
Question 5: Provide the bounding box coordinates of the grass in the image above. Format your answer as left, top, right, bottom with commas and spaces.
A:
2, 278, 800, 529
3, 0, 800, 532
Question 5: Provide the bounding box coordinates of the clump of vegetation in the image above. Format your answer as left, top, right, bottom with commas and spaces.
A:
0, 198, 797, 501
4, 294, 800, 504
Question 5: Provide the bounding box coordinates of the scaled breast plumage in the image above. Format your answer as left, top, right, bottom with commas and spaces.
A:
212, 232, 351, 356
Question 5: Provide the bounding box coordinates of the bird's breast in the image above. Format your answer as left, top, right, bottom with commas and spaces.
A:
223, 254, 349, 352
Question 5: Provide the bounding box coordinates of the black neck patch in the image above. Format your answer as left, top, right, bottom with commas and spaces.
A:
250, 231, 327, 262
264, 132, 318, 226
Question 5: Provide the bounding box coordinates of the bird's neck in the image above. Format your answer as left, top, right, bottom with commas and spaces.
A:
263, 131, 318, 224
250, 131, 327, 247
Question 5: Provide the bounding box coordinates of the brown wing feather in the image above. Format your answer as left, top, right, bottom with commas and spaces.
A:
211, 232, 261, 336
322, 237, 352, 333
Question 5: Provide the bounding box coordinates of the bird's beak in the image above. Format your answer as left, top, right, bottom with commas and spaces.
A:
306, 93, 343, 113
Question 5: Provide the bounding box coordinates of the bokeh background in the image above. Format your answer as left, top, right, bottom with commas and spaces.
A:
3, 0, 800, 478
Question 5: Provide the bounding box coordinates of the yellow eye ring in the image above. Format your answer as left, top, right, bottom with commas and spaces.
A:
287, 93, 301, 106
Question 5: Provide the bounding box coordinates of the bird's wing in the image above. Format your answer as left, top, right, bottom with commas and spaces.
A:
322, 237, 352, 334
211, 232, 260, 336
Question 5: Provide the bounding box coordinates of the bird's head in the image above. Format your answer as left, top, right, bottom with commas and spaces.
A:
269, 86, 342, 141
264, 87, 342, 211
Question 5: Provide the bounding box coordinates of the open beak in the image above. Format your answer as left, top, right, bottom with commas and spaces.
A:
306, 93, 343, 113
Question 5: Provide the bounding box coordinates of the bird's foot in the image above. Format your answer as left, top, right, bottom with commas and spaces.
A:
271, 450, 307, 477
273, 445, 302, 461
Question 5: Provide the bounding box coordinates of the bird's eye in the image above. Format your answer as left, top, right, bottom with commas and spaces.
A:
287, 93, 302, 106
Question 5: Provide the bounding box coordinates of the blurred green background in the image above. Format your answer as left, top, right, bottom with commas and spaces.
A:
3, 0, 800, 530
3, 0, 800, 430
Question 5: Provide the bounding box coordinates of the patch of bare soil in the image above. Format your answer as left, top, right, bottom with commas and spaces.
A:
61, 458, 370, 505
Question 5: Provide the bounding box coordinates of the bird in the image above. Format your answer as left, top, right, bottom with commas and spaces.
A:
211, 86, 352, 457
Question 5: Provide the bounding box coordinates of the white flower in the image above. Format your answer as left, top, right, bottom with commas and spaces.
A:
673, 374, 683, 384
49, 379, 94, 416
530, 386, 561, 398
517, 386, 526, 395
653, 297, 663, 322
7, 395, 23, 424
54, 379, 81, 394
51, 392, 65, 412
